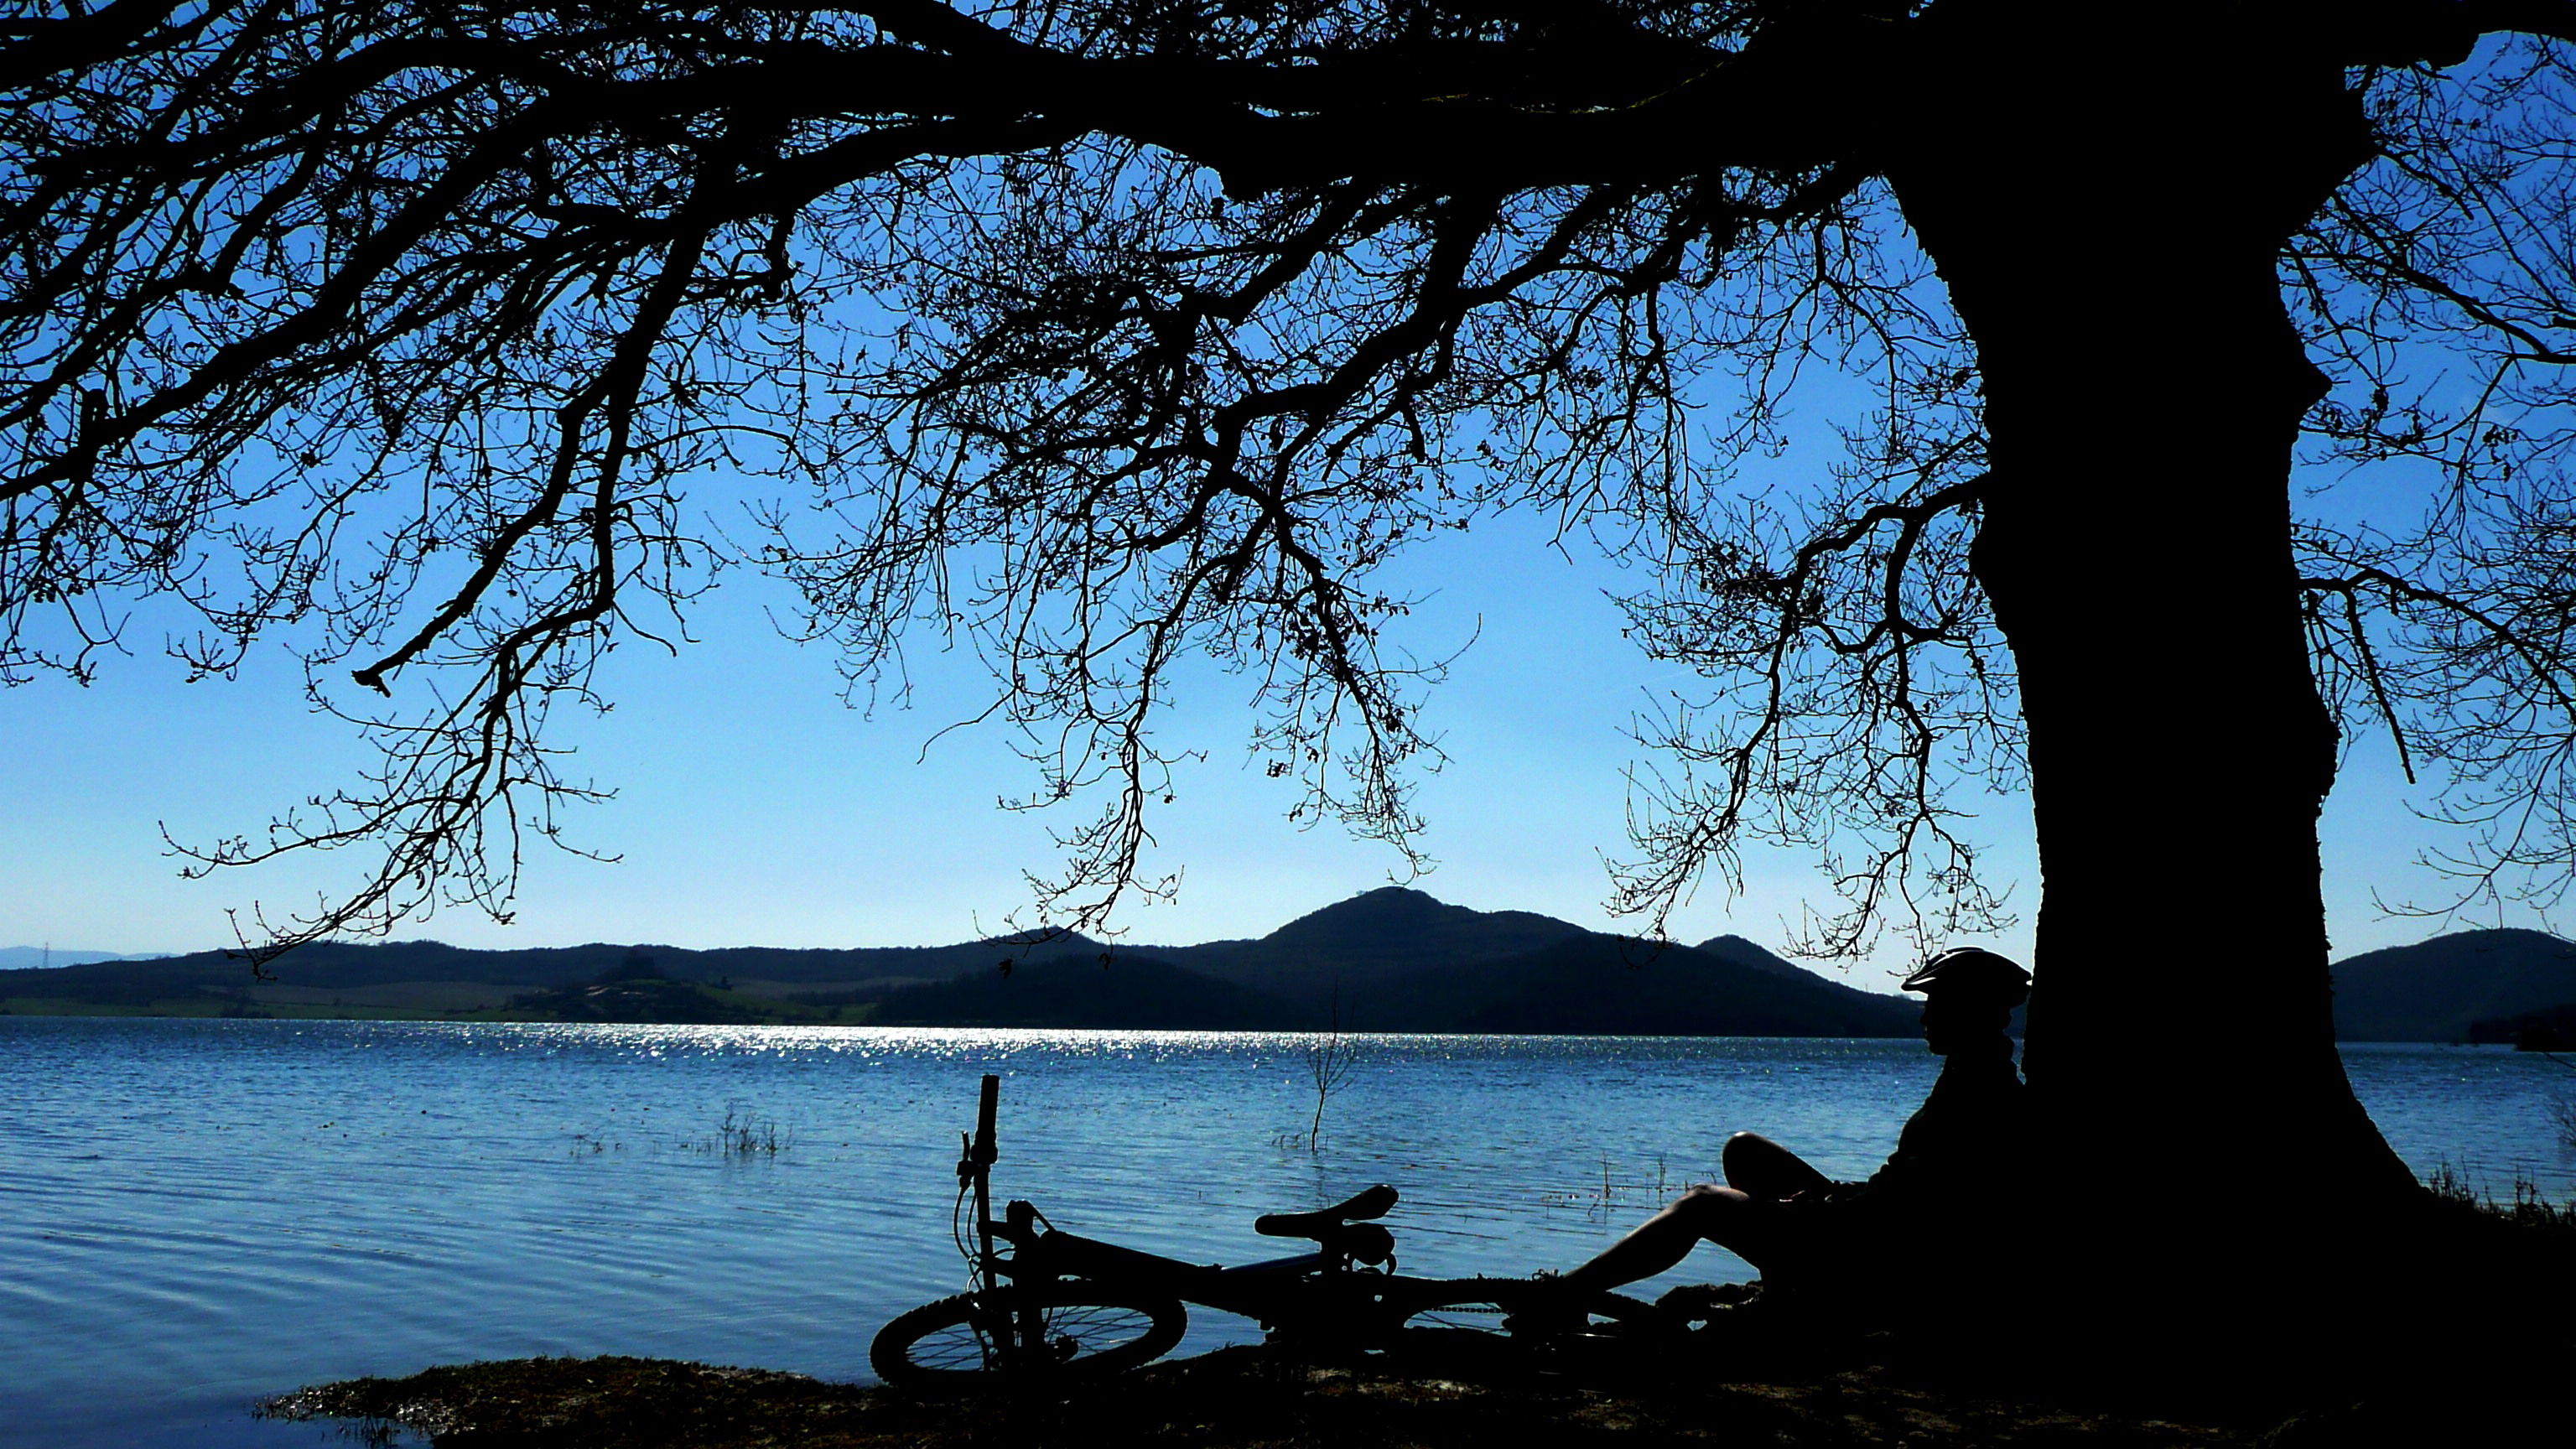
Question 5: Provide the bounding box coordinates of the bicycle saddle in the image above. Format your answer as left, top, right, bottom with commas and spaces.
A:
1254, 1182, 1398, 1239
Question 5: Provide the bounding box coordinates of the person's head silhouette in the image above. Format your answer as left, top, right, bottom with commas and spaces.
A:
1903, 948, 2029, 1057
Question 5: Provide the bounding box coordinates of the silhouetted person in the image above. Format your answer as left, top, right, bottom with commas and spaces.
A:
1542, 948, 2032, 1322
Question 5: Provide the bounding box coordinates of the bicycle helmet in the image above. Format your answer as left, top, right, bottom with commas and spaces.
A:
1901, 947, 2031, 1004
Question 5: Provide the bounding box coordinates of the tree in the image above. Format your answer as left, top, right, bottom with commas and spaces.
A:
10, 0, 2576, 1331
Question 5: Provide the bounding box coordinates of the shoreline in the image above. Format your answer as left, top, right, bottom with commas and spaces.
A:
257, 1330, 2576, 1449
259, 1346, 2279, 1449
257, 1203, 2576, 1449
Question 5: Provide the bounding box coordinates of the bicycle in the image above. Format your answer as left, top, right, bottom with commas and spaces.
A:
870, 1074, 1665, 1387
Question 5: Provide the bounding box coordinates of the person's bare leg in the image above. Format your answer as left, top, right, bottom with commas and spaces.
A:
1557, 1184, 1781, 1295
1722, 1131, 1835, 1201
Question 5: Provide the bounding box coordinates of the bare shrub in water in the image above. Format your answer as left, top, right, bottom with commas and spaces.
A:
700, 1103, 787, 1158
1305, 993, 1359, 1153
2537, 1052, 2576, 1154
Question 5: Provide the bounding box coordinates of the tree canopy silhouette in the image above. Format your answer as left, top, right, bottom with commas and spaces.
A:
12, 0, 2576, 1328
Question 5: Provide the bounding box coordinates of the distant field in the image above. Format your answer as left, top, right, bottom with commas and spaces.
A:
249, 979, 507, 1011
1, 997, 458, 1021
0, 979, 879, 1026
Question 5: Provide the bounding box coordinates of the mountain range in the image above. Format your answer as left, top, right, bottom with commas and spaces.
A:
0, 887, 1920, 1036
8, 895, 2573, 1041
0, 947, 164, 970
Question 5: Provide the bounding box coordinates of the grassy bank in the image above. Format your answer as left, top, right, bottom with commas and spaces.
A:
261, 1314, 2576, 1449
262, 1345, 2272, 1449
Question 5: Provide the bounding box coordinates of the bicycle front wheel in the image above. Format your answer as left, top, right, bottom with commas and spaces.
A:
870, 1285, 1188, 1387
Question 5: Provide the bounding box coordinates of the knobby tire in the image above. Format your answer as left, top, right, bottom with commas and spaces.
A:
870, 1285, 1188, 1386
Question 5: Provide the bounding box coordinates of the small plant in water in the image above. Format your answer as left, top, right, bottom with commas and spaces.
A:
2534, 1048, 2576, 1153
1303, 989, 1359, 1153
698, 1102, 787, 1157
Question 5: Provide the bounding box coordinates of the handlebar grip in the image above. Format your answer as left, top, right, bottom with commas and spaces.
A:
971, 1072, 1000, 1165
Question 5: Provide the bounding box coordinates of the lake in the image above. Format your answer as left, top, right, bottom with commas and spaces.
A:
2, 1016, 2568, 1447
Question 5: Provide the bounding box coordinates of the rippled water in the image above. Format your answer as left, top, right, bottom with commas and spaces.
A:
1, 1018, 2568, 1447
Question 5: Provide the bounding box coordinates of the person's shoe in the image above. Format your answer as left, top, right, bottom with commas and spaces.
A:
1654, 1280, 1761, 1326
1501, 1271, 1589, 1339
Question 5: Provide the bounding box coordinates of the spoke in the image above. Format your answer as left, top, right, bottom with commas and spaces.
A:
906, 1324, 995, 1371
1046, 1304, 1159, 1353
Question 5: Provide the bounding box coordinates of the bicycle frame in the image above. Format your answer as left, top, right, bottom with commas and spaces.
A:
991, 1199, 1414, 1334
940, 1072, 1623, 1373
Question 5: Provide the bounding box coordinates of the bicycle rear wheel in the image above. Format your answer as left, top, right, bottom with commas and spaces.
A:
870, 1285, 1188, 1387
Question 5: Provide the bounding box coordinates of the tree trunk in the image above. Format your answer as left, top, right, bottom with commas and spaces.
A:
1883, 14, 2418, 1320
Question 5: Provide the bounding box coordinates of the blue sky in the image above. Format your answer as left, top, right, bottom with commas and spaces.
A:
0, 460, 2492, 992
0, 192, 2529, 985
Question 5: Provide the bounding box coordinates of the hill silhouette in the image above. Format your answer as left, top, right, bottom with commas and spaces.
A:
1125, 889, 1921, 1035
1155, 888, 1588, 998
0, 887, 1919, 1036
2329, 928, 2576, 1041
1694, 933, 1840, 981
0, 933, 1108, 1012
1368, 933, 1926, 1036
17, 896, 2570, 1040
